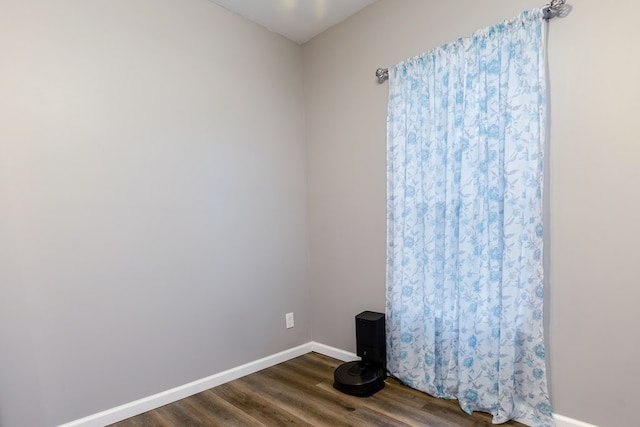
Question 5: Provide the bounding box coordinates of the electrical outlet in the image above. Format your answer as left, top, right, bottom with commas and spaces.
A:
285, 312, 294, 329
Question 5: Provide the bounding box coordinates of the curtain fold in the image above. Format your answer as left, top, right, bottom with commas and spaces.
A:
385, 10, 553, 427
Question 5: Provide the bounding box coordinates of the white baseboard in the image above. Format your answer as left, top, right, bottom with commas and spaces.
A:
57, 343, 313, 427
553, 414, 600, 427
311, 342, 359, 362
58, 341, 598, 427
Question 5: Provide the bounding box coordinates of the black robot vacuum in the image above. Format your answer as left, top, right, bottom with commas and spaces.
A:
333, 311, 386, 397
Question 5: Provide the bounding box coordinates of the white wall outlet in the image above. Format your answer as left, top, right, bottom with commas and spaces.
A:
285, 312, 294, 329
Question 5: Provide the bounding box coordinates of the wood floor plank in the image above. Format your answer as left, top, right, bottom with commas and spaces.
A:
189, 390, 266, 427
369, 378, 431, 410
238, 368, 354, 426
211, 380, 313, 426
114, 411, 170, 427
271, 354, 335, 384
110, 352, 527, 427
153, 403, 201, 425
314, 381, 457, 427
381, 379, 497, 426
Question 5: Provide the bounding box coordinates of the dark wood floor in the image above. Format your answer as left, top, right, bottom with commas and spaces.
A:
110, 352, 525, 426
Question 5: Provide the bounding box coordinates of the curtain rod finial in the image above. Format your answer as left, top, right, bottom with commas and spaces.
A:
544, 0, 567, 20
376, 68, 389, 83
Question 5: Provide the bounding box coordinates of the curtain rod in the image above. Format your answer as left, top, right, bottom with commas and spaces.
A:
375, 0, 567, 84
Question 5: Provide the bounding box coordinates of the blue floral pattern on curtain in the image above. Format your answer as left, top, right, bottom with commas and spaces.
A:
386, 10, 553, 427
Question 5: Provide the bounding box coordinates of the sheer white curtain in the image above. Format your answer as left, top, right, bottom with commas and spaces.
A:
386, 10, 553, 427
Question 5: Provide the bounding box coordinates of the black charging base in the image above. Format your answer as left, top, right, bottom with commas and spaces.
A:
333, 361, 386, 397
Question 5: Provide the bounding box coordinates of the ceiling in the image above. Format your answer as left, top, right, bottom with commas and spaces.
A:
209, 0, 379, 44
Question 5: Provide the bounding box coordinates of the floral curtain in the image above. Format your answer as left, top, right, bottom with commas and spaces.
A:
385, 10, 553, 427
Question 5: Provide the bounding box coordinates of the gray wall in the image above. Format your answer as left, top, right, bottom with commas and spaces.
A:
0, 0, 311, 425
303, 1, 640, 426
